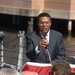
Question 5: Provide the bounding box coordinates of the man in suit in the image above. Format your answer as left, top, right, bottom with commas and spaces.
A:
26, 12, 66, 63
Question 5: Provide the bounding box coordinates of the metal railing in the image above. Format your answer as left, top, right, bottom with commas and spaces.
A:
0, 31, 29, 70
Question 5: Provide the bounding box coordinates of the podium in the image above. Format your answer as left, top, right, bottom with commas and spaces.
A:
21, 62, 52, 75
21, 62, 75, 75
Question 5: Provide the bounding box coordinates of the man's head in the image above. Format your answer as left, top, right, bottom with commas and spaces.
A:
37, 12, 51, 34
0, 68, 20, 75
21, 71, 38, 75
50, 61, 72, 75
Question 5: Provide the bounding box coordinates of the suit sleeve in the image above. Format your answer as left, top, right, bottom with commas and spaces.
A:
26, 35, 37, 60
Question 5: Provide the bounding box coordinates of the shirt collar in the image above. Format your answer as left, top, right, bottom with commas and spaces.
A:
40, 30, 50, 37
47, 30, 50, 37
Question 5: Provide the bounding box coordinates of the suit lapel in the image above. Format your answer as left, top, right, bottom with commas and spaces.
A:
34, 32, 42, 46
48, 30, 53, 56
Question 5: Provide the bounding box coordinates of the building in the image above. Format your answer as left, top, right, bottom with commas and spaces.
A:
0, 0, 75, 34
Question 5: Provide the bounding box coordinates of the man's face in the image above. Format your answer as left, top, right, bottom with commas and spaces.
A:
38, 16, 51, 34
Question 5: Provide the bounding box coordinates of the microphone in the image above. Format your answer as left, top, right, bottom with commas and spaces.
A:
40, 32, 48, 49
43, 34, 48, 49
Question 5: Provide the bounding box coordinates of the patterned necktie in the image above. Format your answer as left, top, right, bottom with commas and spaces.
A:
44, 35, 48, 54
44, 35, 51, 63
44, 35, 49, 62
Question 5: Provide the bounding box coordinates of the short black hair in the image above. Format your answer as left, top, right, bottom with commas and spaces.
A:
37, 12, 51, 22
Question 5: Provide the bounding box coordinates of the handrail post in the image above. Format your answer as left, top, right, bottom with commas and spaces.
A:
0, 31, 5, 67
17, 31, 25, 70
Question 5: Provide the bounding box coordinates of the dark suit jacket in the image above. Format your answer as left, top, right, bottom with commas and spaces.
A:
26, 29, 66, 63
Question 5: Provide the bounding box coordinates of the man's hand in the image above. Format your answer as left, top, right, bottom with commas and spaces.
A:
38, 38, 48, 50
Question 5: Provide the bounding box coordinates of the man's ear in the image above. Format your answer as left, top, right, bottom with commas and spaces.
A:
53, 71, 56, 75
